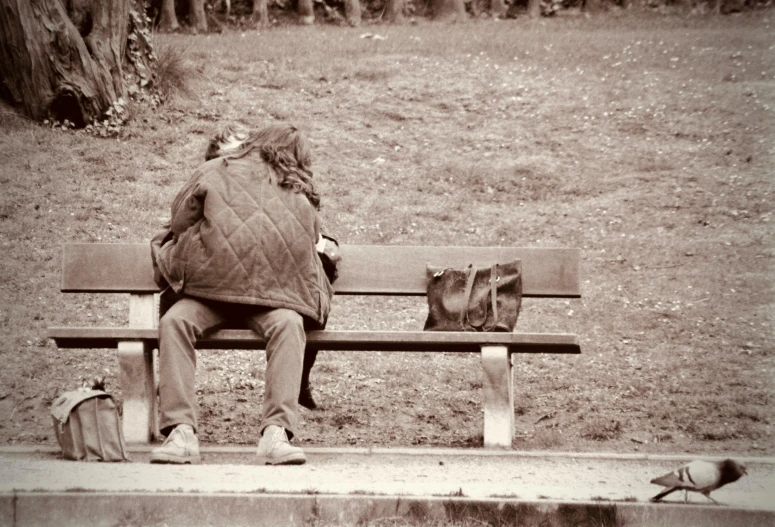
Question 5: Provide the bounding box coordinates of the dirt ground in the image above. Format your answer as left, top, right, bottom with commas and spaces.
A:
0, 10, 772, 456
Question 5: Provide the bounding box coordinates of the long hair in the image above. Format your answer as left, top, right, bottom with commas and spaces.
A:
209, 123, 320, 209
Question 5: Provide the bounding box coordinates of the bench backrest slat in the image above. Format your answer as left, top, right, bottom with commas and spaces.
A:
62, 243, 581, 297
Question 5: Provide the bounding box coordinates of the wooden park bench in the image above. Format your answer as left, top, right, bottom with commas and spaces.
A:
47, 244, 581, 448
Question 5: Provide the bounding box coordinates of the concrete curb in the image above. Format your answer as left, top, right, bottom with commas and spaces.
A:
2, 492, 774, 527
3, 445, 774, 464
3, 447, 772, 526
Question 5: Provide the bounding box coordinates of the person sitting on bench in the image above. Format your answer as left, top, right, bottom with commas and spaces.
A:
149, 123, 338, 465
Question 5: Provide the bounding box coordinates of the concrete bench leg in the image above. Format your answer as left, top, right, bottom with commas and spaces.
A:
117, 340, 157, 444
481, 345, 514, 449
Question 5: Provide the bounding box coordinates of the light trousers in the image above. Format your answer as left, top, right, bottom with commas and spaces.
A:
157, 296, 305, 439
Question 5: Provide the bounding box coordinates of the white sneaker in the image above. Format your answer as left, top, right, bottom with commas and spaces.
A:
256, 425, 306, 465
150, 424, 201, 464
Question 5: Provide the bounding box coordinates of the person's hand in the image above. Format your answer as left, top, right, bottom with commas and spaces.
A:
315, 233, 327, 253
317, 234, 341, 284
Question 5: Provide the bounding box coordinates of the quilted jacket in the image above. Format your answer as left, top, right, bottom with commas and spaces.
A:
153, 151, 333, 329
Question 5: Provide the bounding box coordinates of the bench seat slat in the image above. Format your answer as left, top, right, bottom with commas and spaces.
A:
48, 328, 580, 354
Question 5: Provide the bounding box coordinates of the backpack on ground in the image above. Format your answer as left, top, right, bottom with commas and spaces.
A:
51, 389, 129, 462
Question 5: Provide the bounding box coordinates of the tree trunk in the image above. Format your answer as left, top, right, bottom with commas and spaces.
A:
298, 0, 314, 24
344, 0, 361, 26
189, 0, 207, 33
158, 0, 180, 31
432, 0, 466, 21
527, 0, 540, 18
582, 0, 604, 14
491, 0, 506, 17
0, 0, 133, 126
384, 0, 405, 22
251, 0, 268, 26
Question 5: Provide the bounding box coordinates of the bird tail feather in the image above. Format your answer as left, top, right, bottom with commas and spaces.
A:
650, 473, 684, 487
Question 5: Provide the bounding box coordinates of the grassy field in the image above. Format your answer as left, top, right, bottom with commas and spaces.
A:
0, 9, 772, 457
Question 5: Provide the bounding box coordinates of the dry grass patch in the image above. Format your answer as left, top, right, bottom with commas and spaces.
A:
0, 11, 772, 455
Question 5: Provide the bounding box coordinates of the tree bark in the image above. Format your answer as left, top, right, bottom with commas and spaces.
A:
384, 0, 405, 22
251, 0, 269, 26
432, 0, 466, 21
0, 0, 132, 126
298, 0, 314, 24
582, 0, 604, 14
154, 0, 207, 32
527, 0, 540, 18
157, 0, 180, 31
189, 0, 207, 33
491, 0, 506, 17
344, 0, 361, 26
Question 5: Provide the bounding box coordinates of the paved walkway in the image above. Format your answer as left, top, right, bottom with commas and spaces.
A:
1, 446, 774, 526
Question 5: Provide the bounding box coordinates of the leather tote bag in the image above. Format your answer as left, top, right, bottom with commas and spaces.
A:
51, 390, 129, 462
424, 260, 522, 332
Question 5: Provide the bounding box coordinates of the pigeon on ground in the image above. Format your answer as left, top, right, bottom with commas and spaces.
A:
650, 459, 747, 504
